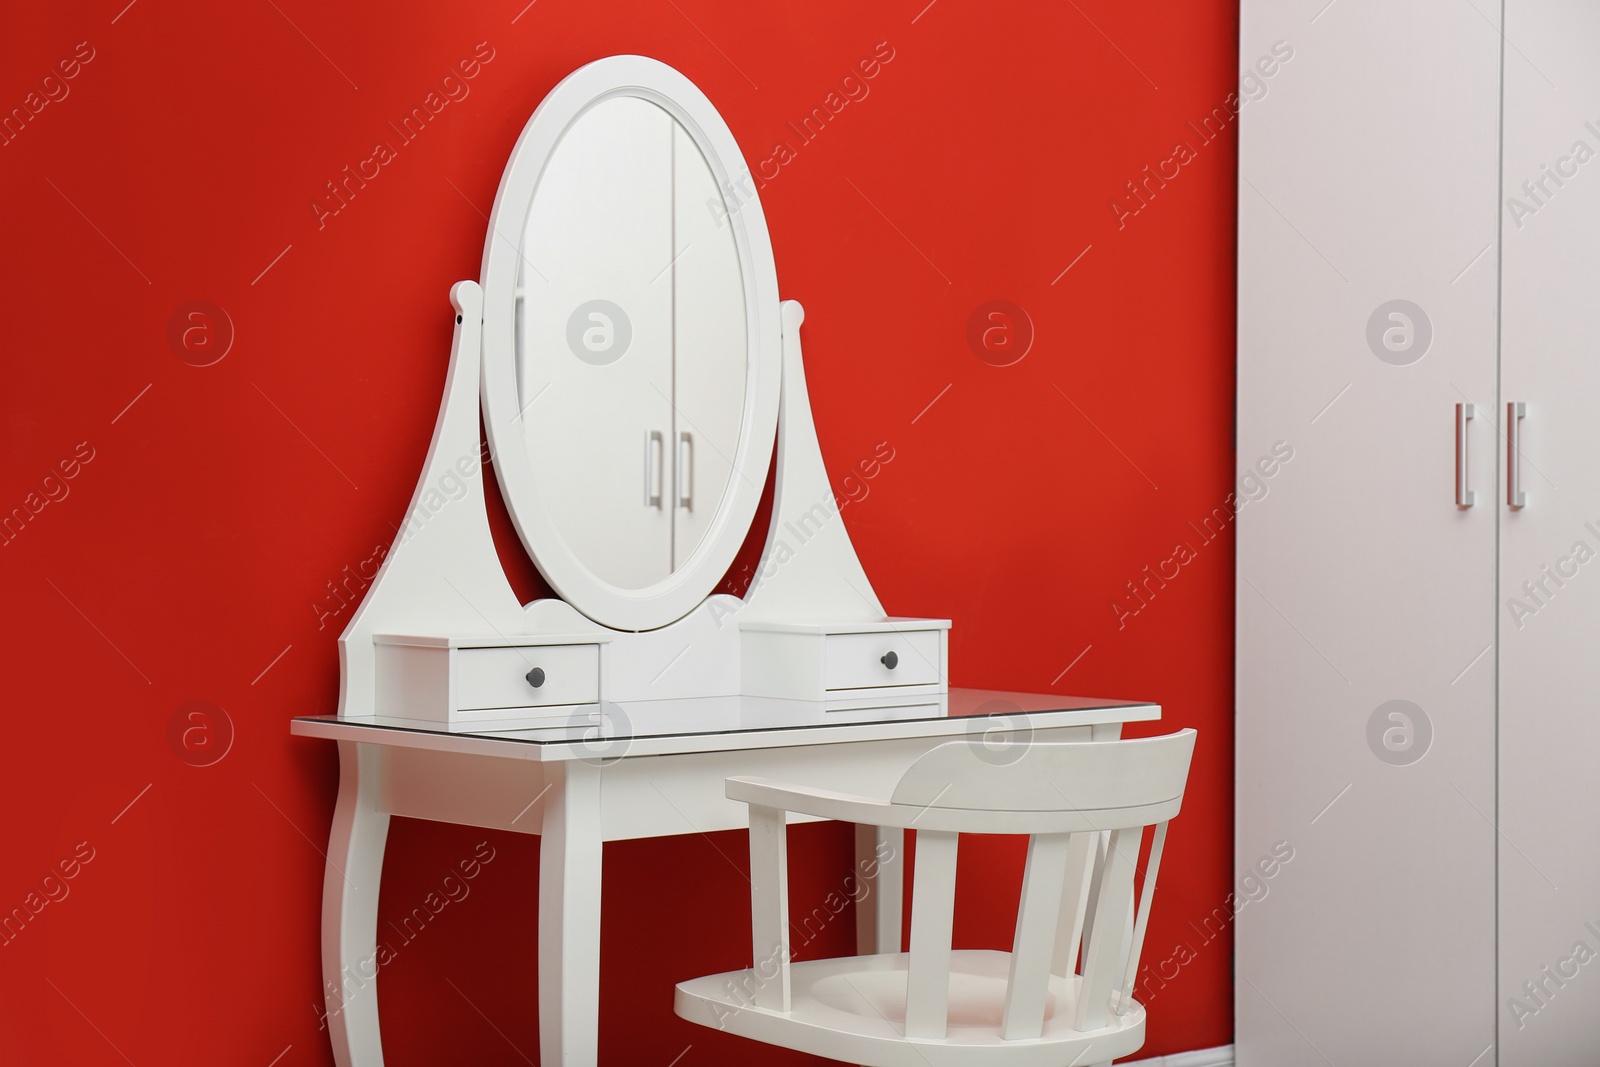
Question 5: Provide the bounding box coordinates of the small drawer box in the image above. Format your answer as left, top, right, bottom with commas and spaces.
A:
824, 629, 943, 690
741, 618, 950, 701
375, 633, 605, 725
456, 644, 599, 710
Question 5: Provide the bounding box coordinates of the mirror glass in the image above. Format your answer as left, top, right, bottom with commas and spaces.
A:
515, 95, 747, 591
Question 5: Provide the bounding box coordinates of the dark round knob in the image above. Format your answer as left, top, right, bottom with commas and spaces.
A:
881, 651, 899, 670
525, 667, 546, 688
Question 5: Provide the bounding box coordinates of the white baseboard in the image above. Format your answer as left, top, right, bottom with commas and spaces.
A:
1121, 1045, 1234, 1067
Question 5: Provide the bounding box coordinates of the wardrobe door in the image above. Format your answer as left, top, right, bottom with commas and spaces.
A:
1236, 2, 1500, 1064
1498, 4, 1600, 1062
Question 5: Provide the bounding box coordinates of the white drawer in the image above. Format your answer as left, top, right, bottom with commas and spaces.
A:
456, 644, 600, 710
824, 630, 942, 691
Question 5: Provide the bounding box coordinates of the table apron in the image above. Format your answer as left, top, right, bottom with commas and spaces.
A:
368, 725, 1097, 840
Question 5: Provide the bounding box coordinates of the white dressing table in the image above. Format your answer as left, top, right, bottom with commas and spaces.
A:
293, 690, 1158, 1066
291, 55, 1157, 1066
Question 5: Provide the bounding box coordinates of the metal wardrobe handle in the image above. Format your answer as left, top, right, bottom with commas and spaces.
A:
1455, 402, 1476, 508
645, 430, 664, 508
1507, 401, 1526, 509
677, 432, 694, 509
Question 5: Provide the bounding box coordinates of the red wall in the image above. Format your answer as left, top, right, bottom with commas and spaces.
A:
0, 1, 1238, 1062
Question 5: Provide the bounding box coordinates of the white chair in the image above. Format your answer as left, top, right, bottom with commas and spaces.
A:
675, 729, 1197, 1066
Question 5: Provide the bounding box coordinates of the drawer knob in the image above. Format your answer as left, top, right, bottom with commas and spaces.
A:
525, 667, 546, 689
881, 651, 899, 670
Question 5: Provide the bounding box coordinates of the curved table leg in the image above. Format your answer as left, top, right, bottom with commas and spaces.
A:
323, 740, 391, 1067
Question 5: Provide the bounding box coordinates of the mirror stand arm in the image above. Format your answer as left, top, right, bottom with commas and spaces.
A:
741, 300, 886, 624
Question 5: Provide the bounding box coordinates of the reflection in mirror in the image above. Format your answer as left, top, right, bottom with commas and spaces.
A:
516, 95, 746, 591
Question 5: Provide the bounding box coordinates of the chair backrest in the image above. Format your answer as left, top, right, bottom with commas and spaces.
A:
892, 729, 1195, 827
733, 729, 1196, 1047
890, 729, 1194, 1042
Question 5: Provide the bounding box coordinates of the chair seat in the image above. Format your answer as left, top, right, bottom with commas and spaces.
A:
674, 949, 1146, 1067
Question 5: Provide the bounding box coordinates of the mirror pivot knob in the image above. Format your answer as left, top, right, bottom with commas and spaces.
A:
881, 651, 898, 670
526, 667, 546, 688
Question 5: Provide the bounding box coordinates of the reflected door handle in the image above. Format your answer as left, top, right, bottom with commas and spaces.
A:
645, 430, 664, 508
1455, 402, 1476, 508
677, 432, 694, 510
1507, 402, 1527, 509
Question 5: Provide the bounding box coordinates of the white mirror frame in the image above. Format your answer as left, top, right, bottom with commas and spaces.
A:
480, 56, 781, 633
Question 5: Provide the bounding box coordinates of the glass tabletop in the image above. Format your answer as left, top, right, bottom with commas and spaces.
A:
292, 688, 1154, 757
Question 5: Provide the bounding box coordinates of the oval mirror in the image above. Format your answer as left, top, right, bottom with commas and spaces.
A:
480, 57, 781, 632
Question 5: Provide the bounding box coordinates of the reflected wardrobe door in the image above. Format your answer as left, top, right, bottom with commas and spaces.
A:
670, 122, 747, 569
519, 96, 675, 590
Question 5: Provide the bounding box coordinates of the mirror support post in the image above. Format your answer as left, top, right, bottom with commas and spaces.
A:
741, 300, 887, 624
336, 281, 527, 720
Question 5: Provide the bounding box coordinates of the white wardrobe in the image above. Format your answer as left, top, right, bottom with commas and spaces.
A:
1238, 1, 1600, 1064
